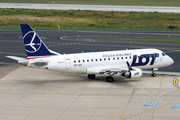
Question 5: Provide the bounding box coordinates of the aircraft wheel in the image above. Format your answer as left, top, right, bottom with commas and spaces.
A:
106, 76, 114, 82
88, 74, 96, 79
151, 73, 156, 77
106, 77, 109, 82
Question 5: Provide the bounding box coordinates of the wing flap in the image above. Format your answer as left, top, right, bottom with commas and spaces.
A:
85, 65, 129, 75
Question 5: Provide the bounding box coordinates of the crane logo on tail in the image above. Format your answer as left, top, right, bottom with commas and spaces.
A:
24, 31, 41, 53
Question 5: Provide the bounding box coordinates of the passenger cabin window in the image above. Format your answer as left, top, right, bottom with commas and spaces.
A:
83, 60, 85, 62
113, 58, 115, 60
108, 58, 110, 60
117, 57, 119, 60
87, 60, 89, 62
91, 59, 93, 62
121, 57, 123, 59
78, 60, 80, 62
104, 58, 106, 61
96, 59, 98, 61
74, 60, 76, 63
100, 59, 102, 61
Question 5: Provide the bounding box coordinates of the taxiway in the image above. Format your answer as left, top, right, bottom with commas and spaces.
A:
0, 29, 180, 120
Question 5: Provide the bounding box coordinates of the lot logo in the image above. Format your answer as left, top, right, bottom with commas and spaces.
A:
131, 53, 158, 66
24, 31, 41, 53
134, 72, 139, 76
173, 76, 180, 89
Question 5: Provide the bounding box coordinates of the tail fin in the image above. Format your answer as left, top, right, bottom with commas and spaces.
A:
20, 24, 58, 59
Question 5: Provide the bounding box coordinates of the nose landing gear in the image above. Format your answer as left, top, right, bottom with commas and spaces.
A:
151, 73, 156, 77
151, 68, 157, 77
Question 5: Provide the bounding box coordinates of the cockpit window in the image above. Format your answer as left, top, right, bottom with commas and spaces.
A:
162, 52, 166, 56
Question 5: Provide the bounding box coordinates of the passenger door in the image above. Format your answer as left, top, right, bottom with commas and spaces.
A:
65, 59, 71, 69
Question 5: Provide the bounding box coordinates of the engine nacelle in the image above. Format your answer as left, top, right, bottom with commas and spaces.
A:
122, 68, 142, 78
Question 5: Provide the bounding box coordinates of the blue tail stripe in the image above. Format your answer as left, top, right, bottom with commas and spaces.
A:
20, 24, 57, 58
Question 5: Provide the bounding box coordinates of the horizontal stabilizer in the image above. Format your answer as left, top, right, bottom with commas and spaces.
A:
6, 56, 27, 61
6, 56, 29, 66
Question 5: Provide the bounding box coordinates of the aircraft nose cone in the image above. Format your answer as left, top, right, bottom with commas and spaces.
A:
170, 57, 174, 65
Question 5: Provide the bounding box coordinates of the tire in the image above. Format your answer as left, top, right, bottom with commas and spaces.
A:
109, 77, 114, 82
106, 77, 109, 82
106, 76, 114, 82
88, 74, 96, 79
151, 73, 156, 77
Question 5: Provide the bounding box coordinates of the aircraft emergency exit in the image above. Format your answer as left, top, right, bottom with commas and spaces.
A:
7, 24, 174, 82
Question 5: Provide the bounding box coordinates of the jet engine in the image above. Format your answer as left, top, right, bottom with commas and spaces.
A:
122, 68, 142, 78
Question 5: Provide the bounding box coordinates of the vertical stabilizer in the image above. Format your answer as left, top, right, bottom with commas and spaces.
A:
20, 24, 57, 59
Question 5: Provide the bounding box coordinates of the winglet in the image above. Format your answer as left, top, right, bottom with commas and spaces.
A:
20, 24, 58, 59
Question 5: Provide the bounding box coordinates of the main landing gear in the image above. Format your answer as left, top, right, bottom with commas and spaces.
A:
87, 74, 114, 82
106, 76, 114, 82
88, 74, 96, 79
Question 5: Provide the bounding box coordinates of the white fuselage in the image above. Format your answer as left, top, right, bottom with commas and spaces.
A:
28, 48, 174, 75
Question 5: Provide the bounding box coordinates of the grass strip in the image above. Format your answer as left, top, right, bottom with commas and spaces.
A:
0, 8, 180, 30
99, 38, 180, 43
0, 59, 4, 61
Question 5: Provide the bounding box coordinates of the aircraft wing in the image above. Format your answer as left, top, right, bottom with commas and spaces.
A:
99, 68, 128, 75
85, 65, 129, 75
143, 71, 180, 76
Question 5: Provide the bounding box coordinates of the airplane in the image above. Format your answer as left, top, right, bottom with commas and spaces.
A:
6, 24, 174, 82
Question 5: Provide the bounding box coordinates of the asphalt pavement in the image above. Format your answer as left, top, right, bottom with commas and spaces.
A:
0, 29, 180, 72
1, 29, 180, 120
